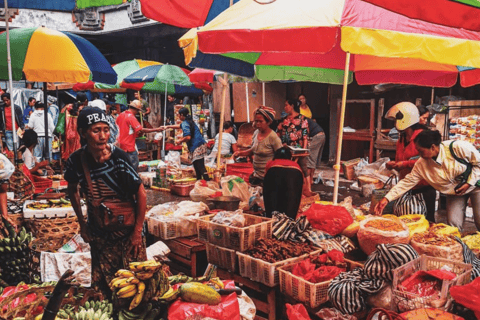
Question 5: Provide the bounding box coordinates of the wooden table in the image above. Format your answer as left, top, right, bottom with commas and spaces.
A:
216, 268, 277, 320
163, 236, 207, 278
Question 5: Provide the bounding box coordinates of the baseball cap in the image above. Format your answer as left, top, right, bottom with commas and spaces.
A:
77, 107, 109, 131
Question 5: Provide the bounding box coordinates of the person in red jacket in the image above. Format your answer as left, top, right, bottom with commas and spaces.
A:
385, 102, 436, 222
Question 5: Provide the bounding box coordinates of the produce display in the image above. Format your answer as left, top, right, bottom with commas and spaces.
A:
410, 231, 464, 262
291, 250, 346, 283
26, 199, 72, 210
109, 260, 169, 310
357, 216, 410, 255
58, 301, 113, 320
429, 223, 461, 238
244, 238, 319, 263
0, 227, 36, 286
449, 115, 480, 149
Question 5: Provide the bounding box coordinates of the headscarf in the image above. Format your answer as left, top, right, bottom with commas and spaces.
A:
254, 106, 276, 123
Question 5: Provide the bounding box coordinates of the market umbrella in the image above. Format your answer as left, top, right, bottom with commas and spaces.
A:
0, 26, 117, 161
0, 0, 126, 10
74, 59, 161, 92
178, 0, 480, 203
140, 0, 240, 28
360, 0, 480, 32
122, 64, 202, 158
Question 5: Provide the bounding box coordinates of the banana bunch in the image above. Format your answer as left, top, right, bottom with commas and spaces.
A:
58, 300, 113, 320
118, 303, 161, 320
0, 227, 35, 285
109, 260, 162, 310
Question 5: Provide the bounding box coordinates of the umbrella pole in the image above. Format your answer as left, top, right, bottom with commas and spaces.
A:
262, 82, 265, 106
333, 52, 351, 204
246, 82, 250, 123
216, 74, 228, 167
4, 0, 16, 162
431, 87, 435, 105
161, 84, 167, 160
43, 82, 49, 161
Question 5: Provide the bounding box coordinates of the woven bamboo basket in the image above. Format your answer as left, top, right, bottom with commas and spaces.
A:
27, 215, 80, 252
0, 285, 55, 320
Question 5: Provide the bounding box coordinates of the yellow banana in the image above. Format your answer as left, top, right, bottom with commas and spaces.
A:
135, 271, 154, 280
128, 282, 146, 310
115, 269, 136, 278
116, 284, 137, 298
109, 277, 127, 289
157, 270, 170, 297
209, 277, 224, 289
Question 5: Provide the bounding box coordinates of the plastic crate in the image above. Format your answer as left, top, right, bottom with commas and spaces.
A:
206, 243, 237, 272
237, 249, 322, 287
278, 258, 364, 308
32, 176, 53, 194
147, 216, 198, 240
197, 213, 273, 252
392, 255, 472, 312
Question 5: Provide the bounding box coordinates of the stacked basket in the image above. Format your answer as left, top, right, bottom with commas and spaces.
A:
197, 213, 273, 273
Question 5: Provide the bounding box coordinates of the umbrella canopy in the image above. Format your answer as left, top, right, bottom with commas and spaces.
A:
360, 0, 480, 32
94, 59, 161, 90
0, 27, 117, 84
121, 64, 204, 95
183, 0, 480, 69
140, 0, 240, 28
180, 28, 480, 88
0, 0, 125, 10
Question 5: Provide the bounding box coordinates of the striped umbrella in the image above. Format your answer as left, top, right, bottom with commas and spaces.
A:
178, 0, 480, 203
0, 0, 126, 10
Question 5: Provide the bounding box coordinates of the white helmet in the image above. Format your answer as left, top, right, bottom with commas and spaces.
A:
385, 102, 420, 131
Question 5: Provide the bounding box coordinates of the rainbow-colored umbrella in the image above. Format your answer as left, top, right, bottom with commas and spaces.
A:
178, 0, 480, 203
0, 27, 117, 84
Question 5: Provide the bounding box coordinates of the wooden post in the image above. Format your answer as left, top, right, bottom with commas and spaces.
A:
333, 52, 351, 204
216, 74, 229, 167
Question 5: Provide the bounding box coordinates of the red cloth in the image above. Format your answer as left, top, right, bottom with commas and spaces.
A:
4, 106, 12, 131
116, 110, 142, 152
62, 105, 81, 160
265, 158, 302, 173
140, 0, 214, 29
395, 128, 428, 187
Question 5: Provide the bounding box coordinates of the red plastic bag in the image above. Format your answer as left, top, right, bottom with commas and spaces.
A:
302, 204, 353, 236
168, 280, 240, 320
450, 277, 480, 320
286, 303, 311, 320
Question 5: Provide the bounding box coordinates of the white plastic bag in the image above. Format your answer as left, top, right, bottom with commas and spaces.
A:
220, 175, 251, 209
190, 180, 222, 200
165, 151, 181, 169
0, 153, 14, 180
355, 157, 395, 183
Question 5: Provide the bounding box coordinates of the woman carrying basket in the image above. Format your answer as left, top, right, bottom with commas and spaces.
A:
64, 107, 147, 301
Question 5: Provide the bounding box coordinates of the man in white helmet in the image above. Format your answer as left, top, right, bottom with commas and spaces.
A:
382, 102, 436, 222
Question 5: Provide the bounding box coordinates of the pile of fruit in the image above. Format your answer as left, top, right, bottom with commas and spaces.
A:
0, 227, 36, 286
109, 260, 170, 311
62, 301, 113, 320
26, 199, 72, 210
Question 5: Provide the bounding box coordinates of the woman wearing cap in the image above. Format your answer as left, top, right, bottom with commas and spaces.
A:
161, 107, 210, 180
233, 106, 282, 186
383, 102, 436, 222
64, 107, 148, 302
376, 129, 480, 231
